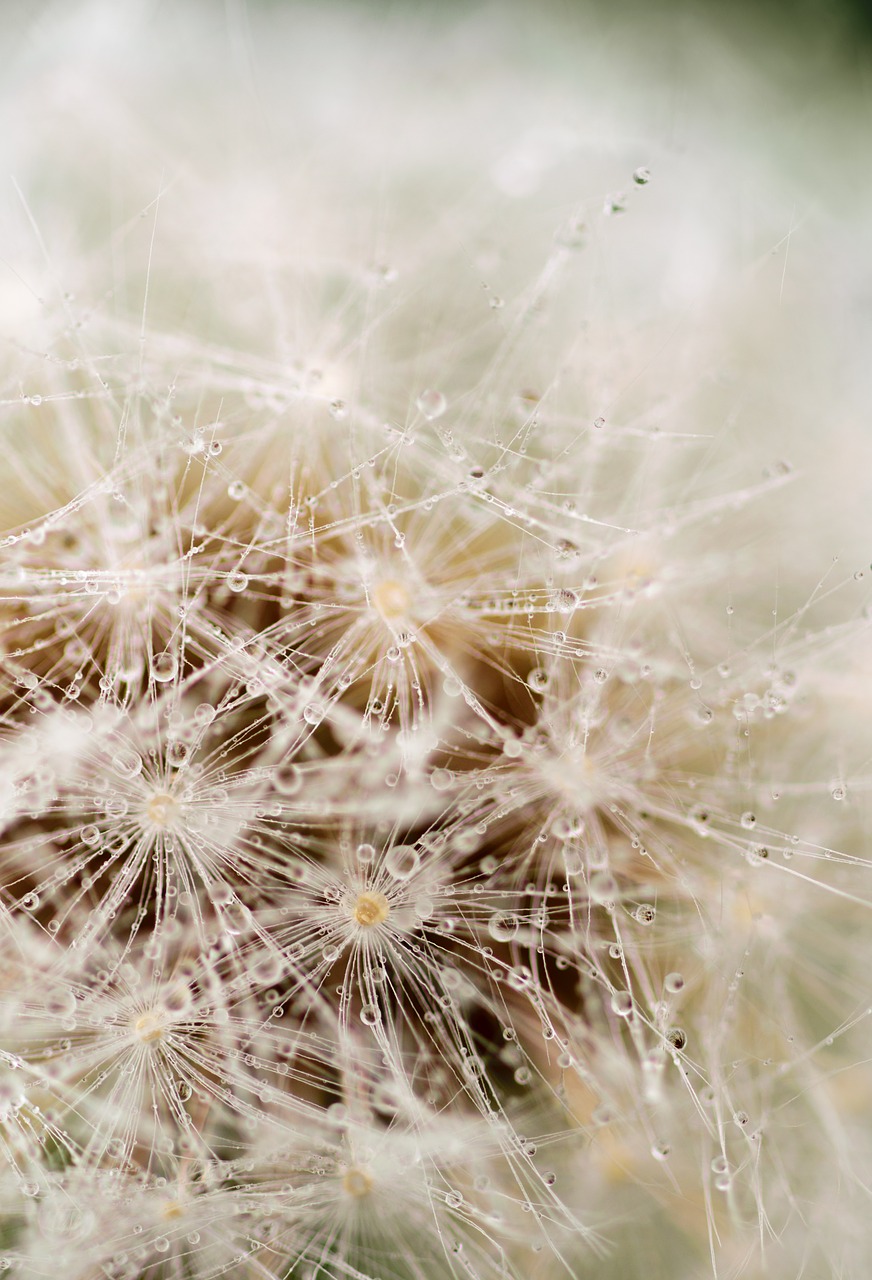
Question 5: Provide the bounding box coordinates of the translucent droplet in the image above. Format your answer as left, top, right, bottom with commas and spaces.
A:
227, 480, 246, 500
360, 1004, 380, 1026
549, 588, 578, 613
112, 748, 143, 779
563, 847, 584, 877
384, 844, 419, 880
302, 703, 324, 727
611, 990, 633, 1017
166, 741, 190, 769
664, 972, 685, 994
274, 762, 303, 796
666, 1026, 687, 1050
151, 653, 177, 683
740, 811, 757, 830
227, 572, 249, 593
589, 871, 617, 904
488, 912, 519, 942
551, 814, 584, 841
632, 166, 651, 185
416, 389, 447, 421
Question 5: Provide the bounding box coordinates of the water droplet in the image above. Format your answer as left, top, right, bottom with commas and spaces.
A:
611, 990, 633, 1017
227, 572, 249, 593
632, 166, 651, 185
488, 912, 519, 943
589, 871, 617, 904
166, 741, 190, 769
664, 972, 685, 994
384, 844, 419, 880
151, 653, 177, 683
274, 762, 303, 796
112, 748, 143, 779
416, 389, 447, 421
552, 811, 585, 842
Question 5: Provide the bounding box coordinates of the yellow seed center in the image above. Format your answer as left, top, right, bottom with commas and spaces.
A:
146, 793, 179, 828
342, 1167, 373, 1198
162, 1200, 185, 1220
133, 1010, 166, 1044
353, 891, 390, 928
372, 578, 410, 622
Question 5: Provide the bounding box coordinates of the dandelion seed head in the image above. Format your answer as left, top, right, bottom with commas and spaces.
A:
372, 577, 412, 624
144, 790, 181, 829
132, 1009, 166, 1045
352, 890, 391, 929
341, 1166, 374, 1198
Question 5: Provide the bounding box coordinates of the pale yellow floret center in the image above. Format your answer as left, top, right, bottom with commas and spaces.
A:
146, 792, 180, 828
133, 1010, 166, 1044
353, 891, 390, 928
372, 578, 411, 622
342, 1167, 374, 1198
161, 1200, 186, 1220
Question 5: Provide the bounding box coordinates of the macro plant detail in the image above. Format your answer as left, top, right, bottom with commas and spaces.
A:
0, 3, 870, 1278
